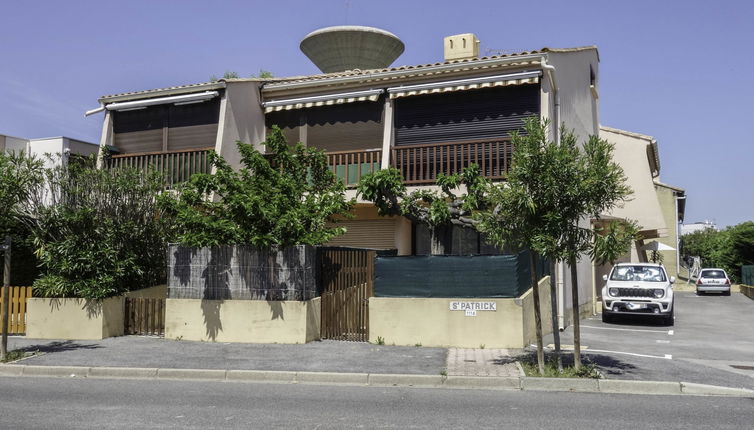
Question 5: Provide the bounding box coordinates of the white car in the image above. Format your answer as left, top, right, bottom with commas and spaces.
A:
696, 268, 731, 295
601, 263, 675, 326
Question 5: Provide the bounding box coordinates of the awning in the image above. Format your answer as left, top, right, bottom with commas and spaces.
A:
105, 91, 219, 111
387, 71, 541, 99
262, 89, 384, 113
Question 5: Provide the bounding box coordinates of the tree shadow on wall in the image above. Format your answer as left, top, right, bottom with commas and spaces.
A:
200, 246, 233, 341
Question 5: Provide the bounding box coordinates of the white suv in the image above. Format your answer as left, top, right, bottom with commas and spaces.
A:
601, 263, 675, 326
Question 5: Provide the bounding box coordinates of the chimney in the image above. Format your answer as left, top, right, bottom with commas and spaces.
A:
444, 33, 480, 62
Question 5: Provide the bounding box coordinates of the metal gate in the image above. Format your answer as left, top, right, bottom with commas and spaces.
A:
318, 248, 375, 342
124, 297, 166, 336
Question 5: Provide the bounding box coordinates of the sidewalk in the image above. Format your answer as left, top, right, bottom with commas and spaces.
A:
2, 335, 752, 397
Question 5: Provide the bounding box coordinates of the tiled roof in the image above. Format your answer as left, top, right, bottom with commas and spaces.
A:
99, 81, 226, 101
600, 125, 655, 142
97, 46, 598, 101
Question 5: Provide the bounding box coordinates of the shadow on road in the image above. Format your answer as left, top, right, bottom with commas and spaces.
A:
16, 340, 103, 354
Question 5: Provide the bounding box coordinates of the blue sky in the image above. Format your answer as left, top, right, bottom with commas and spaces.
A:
1, 0, 752, 227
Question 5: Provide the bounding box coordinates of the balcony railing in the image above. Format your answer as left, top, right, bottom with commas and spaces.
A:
392, 139, 513, 185
104, 147, 213, 186
327, 148, 382, 188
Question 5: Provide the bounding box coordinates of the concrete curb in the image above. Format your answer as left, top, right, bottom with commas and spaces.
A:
1, 364, 753, 398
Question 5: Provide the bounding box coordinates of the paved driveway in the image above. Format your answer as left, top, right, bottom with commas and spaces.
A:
545, 291, 754, 389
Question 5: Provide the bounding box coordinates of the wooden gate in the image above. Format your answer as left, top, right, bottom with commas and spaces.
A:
318, 248, 375, 342
124, 298, 166, 336
0, 286, 32, 335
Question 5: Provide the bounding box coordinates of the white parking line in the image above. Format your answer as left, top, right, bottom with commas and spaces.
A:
581, 325, 672, 335
585, 348, 673, 360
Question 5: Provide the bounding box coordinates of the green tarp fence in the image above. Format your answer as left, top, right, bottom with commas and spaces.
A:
374, 250, 549, 298
742, 265, 754, 286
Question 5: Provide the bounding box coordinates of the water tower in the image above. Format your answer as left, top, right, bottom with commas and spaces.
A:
300, 26, 405, 73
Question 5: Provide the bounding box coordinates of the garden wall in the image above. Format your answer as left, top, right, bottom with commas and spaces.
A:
369, 276, 552, 348
26, 296, 124, 340
164, 297, 321, 343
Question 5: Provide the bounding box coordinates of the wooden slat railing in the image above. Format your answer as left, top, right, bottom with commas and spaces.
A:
392, 139, 513, 185
327, 149, 382, 188
105, 147, 213, 187
0, 286, 32, 335
318, 248, 375, 342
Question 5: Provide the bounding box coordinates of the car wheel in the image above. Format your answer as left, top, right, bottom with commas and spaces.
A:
696, 288, 702, 296
602, 312, 611, 323
724, 290, 731, 296
664, 307, 674, 326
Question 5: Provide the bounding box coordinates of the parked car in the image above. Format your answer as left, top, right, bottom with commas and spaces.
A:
601, 263, 675, 326
696, 268, 731, 296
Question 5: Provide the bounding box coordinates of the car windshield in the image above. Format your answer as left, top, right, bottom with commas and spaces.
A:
610, 266, 667, 282
701, 270, 726, 279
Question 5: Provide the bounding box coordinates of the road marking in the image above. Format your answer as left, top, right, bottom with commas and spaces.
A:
656, 340, 671, 344
581, 325, 671, 335
585, 348, 673, 360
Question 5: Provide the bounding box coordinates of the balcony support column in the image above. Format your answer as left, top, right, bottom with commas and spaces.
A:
380, 97, 394, 170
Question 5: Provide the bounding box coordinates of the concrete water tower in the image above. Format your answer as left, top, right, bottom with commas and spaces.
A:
300, 25, 405, 73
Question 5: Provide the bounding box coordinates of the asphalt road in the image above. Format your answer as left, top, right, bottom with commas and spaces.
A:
1, 377, 752, 429
546, 291, 754, 389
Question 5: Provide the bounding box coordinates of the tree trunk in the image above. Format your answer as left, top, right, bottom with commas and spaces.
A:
1, 236, 11, 361
569, 256, 582, 370
429, 225, 451, 255
549, 259, 563, 372
530, 250, 545, 375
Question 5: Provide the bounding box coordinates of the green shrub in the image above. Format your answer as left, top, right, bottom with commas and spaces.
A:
27, 161, 169, 299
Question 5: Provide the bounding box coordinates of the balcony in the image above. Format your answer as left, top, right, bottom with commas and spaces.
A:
392, 139, 513, 185
327, 148, 382, 188
104, 147, 213, 186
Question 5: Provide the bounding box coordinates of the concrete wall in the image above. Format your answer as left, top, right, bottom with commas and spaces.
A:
740, 284, 754, 301
369, 277, 551, 348
164, 297, 320, 343
599, 127, 666, 240
216, 81, 266, 169
1, 134, 29, 155
26, 296, 125, 340
546, 48, 600, 144
655, 184, 681, 278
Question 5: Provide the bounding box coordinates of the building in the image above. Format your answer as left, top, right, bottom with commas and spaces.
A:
597, 127, 685, 284
681, 220, 717, 235
89, 28, 663, 332
1, 134, 99, 167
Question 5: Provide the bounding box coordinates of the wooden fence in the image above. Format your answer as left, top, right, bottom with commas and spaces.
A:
318, 248, 376, 342
105, 147, 213, 187
393, 139, 513, 184
124, 297, 166, 336
327, 148, 382, 188
0, 286, 32, 335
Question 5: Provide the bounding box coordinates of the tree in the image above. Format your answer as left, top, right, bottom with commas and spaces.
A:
558, 133, 633, 370
357, 165, 489, 254
683, 222, 754, 283
0, 151, 43, 360
22, 157, 169, 299
592, 220, 640, 266
160, 126, 353, 247
477, 118, 633, 373
209, 71, 241, 82
476, 118, 578, 374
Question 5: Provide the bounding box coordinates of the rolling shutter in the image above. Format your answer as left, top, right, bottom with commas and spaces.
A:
394, 84, 540, 146
326, 219, 397, 249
